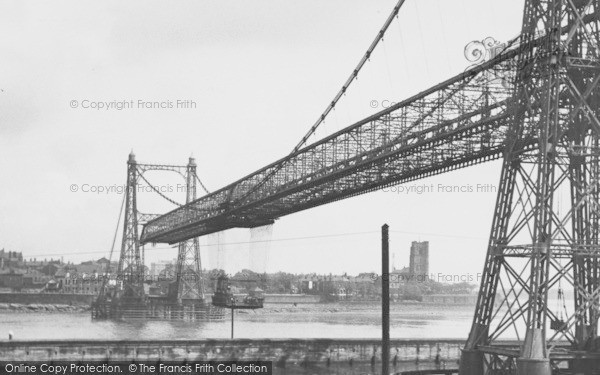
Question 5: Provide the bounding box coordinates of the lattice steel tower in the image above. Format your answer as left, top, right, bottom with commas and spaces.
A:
461, 1, 600, 374
174, 157, 205, 302
117, 152, 145, 300
115, 154, 205, 304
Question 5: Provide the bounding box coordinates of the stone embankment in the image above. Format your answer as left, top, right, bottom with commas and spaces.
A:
0, 303, 90, 313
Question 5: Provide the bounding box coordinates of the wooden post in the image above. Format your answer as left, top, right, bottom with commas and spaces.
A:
382, 224, 390, 375
231, 297, 235, 339
231, 306, 234, 339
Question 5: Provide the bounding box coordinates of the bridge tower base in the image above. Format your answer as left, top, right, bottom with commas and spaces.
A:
458, 350, 483, 375
516, 359, 551, 375
460, 1, 600, 374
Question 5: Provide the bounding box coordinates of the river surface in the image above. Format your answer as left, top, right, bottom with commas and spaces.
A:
0, 303, 478, 341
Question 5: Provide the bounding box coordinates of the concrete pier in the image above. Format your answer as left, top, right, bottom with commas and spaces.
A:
0, 339, 462, 373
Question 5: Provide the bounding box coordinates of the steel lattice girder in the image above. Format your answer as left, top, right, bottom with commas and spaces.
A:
141, 53, 518, 244
140, 10, 600, 246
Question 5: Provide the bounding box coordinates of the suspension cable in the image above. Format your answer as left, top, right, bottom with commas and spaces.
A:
137, 167, 183, 207
292, 0, 407, 152
98, 192, 126, 296
196, 174, 210, 195
232, 0, 408, 206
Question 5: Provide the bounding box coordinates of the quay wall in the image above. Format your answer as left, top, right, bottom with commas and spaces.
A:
0, 293, 319, 306
421, 295, 478, 305
0, 293, 477, 306
263, 294, 321, 304
0, 293, 93, 305
0, 339, 463, 368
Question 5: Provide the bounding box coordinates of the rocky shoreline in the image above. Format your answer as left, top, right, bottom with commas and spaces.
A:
0, 303, 90, 313
0, 301, 468, 315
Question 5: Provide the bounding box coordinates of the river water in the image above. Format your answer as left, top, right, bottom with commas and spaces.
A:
1, 303, 476, 340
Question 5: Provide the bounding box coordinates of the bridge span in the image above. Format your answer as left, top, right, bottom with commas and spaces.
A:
141, 50, 519, 245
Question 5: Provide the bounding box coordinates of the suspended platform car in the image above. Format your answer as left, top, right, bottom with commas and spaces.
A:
211, 275, 264, 309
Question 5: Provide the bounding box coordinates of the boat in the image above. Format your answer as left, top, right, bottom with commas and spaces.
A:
211, 274, 264, 309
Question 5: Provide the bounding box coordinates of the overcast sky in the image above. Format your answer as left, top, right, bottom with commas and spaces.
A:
0, 0, 525, 278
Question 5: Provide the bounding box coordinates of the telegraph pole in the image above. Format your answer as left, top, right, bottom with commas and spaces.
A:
381, 224, 390, 375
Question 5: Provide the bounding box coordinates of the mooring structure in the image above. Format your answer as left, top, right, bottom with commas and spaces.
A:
92, 153, 220, 320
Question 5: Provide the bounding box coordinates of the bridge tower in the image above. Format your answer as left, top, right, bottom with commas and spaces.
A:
461, 1, 600, 374
117, 152, 145, 300
174, 157, 205, 302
